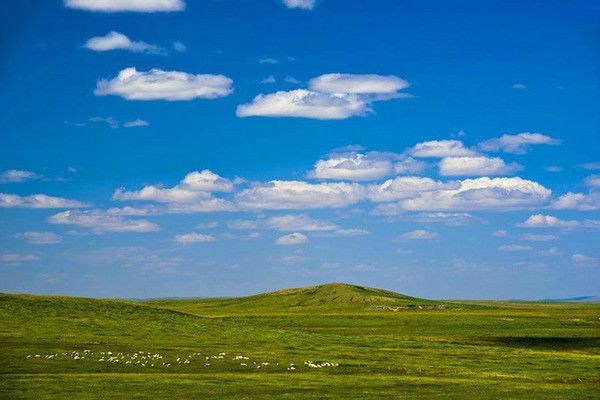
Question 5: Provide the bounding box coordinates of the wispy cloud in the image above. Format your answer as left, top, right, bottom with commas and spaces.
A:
65, 0, 185, 12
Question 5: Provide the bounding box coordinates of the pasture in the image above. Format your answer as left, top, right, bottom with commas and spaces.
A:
0, 283, 599, 399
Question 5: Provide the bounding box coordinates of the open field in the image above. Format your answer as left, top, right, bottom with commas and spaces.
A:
1, 283, 599, 399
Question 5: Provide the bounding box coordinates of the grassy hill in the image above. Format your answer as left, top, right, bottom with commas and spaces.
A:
1, 284, 599, 399
147, 283, 441, 316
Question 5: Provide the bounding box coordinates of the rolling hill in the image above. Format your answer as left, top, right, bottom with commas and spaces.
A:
146, 283, 442, 316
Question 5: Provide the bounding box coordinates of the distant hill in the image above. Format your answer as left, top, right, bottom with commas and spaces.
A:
147, 283, 444, 315
541, 296, 600, 303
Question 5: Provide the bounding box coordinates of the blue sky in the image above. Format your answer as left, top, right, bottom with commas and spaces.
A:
1, 0, 599, 299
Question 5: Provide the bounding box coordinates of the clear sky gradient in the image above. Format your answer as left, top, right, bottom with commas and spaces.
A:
1, 0, 599, 299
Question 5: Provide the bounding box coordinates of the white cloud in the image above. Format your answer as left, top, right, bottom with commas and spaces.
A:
551, 191, 600, 211
267, 214, 337, 231
173, 41, 186, 52
1, 254, 40, 264
165, 198, 236, 213
84, 31, 160, 53
0, 193, 89, 209
114, 170, 234, 205
438, 156, 521, 176
409, 140, 476, 158
498, 244, 532, 252
309, 152, 393, 181
236, 89, 370, 120
65, 0, 185, 12
48, 210, 159, 233
520, 233, 556, 241
584, 175, 600, 187
377, 177, 551, 212
537, 247, 562, 257
309, 73, 408, 94
492, 230, 508, 237
237, 73, 409, 119
95, 67, 233, 101
393, 157, 428, 175
512, 83, 527, 90
174, 232, 215, 243
259, 57, 279, 64
236, 180, 365, 210
316, 228, 370, 237
398, 229, 438, 240
581, 162, 600, 170
15, 231, 62, 245
261, 75, 276, 84
123, 119, 149, 128
106, 206, 160, 216
572, 254, 596, 263
227, 219, 259, 230
368, 176, 458, 203
518, 214, 582, 229
282, 0, 315, 10
478, 133, 560, 154
276, 232, 309, 245
409, 212, 478, 226
0, 170, 38, 183
544, 166, 562, 173
197, 221, 218, 229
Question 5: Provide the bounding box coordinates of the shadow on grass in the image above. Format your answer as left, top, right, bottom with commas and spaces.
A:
483, 336, 600, 350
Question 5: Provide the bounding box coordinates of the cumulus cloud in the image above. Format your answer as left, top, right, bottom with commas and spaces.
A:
114, 170, 234, 205
15, 231, 62, 245
236, 89, 370, 120
308, 73, 409, 94
0, 193, 89, 209
237, 73, 409, 119
551, 191, 600, 211
372, 177, 551, 213
65, 0, 185, 12
276, 232, 309, 245
48, 210, 159, 233
518, 214, 596, 229
398, 229, 438, 240
438, 156, 521, 176
408, 140, 476, 158
236, 180, 365, 210
95, 67, 233, 101
174, 232, 215, 243
368, 177, 459, 203
478, 133, 560, 154
0, 170, 39, 183
393, 157, 428, 175
584, 175, 600, 187
267, 214, 338, 231
84, 31, 161, 53
498, 244, 532, 252
282, 0, 315, 10
309, 152, 393, 181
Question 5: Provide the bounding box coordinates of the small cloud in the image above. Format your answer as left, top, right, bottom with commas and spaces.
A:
123, 119, 149, 128
89, 116, 119, 128
0, 170, 39, 184
260, 75, 276, 84
174, 232, 215, 243
15, 231, 62, 245
259, 57, 279, 64
1, 193, 89, 209
65, 0, 186, 12
284, 76, 300, 84
544, 166, 562, 173
1, 253, 40, 265
197, 221, 218, 229
520, 233, 556, 241
512, 83, 527, 90
572, 254, 596, 264
537, 247, 562, 257
275, 232, 309, 245
498, 244, 532, 252
353, 263, 376, 272
84, 31, 162, 54
398, 229, 438, 240
478, 133, 560, 154
228, 219, 259, 230
581, 162, 600, 171
173, 41, 186, 52
492, 229, 508, 237
282, 0, 315, 10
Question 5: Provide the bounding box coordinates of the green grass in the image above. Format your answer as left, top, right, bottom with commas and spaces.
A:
1, 283, 599, 399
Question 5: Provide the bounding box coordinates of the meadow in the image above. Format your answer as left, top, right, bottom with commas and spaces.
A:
0, 283, 599, 399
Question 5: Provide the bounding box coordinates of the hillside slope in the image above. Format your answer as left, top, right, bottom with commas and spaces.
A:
147, 283, 441, 316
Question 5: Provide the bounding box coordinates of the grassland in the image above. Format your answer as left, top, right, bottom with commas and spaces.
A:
0, 283, 599, 399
